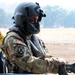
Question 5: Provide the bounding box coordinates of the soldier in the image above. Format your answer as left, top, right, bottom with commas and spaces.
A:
0, 31, 4, 73
2, 2, 66, 74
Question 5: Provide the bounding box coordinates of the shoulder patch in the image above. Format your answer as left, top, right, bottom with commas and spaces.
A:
16, 40, 26, 46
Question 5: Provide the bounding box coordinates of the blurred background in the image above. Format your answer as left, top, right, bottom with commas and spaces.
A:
0, 0, 75, 28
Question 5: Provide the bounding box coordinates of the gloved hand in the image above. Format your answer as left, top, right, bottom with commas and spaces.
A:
58, 58, 66, 65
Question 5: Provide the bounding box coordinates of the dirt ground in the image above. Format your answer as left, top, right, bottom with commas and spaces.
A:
0, 28, 75, 75
45, 43, 75, 75
38, 28, 75, 75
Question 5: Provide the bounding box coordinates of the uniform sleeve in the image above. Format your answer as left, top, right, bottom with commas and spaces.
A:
6, 37, 60, 74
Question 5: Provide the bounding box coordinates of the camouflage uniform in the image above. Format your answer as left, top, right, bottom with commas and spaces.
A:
2, 31, 61, 74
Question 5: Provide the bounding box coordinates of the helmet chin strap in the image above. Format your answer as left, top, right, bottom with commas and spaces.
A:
30, 34, 46, 58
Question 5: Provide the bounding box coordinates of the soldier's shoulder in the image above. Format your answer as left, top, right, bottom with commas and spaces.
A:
2, 31, 22, 45
5, 31, 22, 40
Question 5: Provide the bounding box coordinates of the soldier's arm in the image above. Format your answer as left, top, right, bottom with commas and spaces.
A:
5, 37, 61, 74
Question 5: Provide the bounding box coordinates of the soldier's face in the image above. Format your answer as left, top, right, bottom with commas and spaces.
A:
29, 16, 39, 23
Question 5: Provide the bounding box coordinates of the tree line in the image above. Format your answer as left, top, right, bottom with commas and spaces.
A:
41, 6, 75, 28
0, 6, 75, 28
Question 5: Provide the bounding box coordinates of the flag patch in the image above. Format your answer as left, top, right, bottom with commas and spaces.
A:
16, 40, 26, 46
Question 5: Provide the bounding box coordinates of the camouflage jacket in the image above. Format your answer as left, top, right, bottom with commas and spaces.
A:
2, 31, 60, 74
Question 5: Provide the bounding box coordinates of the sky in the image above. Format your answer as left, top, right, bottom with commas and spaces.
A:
0, 0, 75, 12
